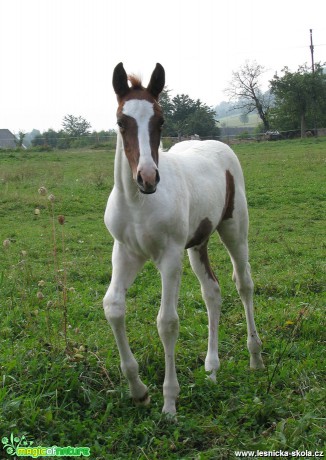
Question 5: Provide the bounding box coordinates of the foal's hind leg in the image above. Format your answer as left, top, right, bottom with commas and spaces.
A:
218, 217, 264, 369
188, 242, 222, 381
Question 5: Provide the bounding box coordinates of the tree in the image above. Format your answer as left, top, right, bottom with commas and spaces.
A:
159, 89, 176, 137
186, 104, 219, 138
270, 63, 326, 137
32, 129, 72, 149
160, 90, 220, 139
225, 61, 271, 131
23, 129, 41, 147
170, 94, 197, 139
239, 113, 249, 125
15, 131, 26, 148
62, 114, 92, 138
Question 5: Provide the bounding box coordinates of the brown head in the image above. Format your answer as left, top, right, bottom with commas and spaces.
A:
112, 62, 165, 194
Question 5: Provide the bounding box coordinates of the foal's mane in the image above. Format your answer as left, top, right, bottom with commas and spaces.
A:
128, 74, 143, 90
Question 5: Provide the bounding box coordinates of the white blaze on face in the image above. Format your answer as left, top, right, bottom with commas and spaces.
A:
122, 99, 155, 171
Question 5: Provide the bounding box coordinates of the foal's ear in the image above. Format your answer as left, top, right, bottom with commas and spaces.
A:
147, 63, 165, 100
112, 62, 129, 99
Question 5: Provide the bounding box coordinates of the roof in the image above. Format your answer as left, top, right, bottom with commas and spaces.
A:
0, 129, 17, 149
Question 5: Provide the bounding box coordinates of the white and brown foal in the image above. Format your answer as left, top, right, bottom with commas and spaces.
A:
103, 63, 264, 416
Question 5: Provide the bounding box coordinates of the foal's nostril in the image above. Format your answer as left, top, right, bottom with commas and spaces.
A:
137, 171, 144, 187
136, 168, 160, 193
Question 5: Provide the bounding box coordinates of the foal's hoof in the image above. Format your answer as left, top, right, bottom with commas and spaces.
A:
162, 406, 177, 423
133, 391, 151, 406
162, 411, 178, 423
206, 370, 217, 383
250, 354, 265, 370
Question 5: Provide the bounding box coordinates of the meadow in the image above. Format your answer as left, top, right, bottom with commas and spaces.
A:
0, 138, 325, 459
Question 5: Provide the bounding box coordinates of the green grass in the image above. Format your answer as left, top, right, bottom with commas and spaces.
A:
0, 139, 325, 459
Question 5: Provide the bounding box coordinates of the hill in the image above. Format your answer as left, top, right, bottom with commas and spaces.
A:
218, 112, 260, 129
215, 100, 260, 131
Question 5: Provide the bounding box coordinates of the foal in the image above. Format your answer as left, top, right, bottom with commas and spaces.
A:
103, 63, 264, 415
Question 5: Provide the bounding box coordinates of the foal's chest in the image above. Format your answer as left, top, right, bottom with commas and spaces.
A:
104, 191, 170, 259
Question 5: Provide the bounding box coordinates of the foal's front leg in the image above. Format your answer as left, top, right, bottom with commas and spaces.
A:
103, 241, 149, 404
156, 248, 183, 415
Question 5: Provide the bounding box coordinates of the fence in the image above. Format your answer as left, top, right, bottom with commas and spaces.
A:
1, 128, 325, 151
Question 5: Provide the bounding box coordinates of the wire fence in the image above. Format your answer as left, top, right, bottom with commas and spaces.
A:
1, 127, 326, 151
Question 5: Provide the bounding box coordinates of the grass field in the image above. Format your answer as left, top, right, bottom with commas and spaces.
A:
1, 138, 325, 459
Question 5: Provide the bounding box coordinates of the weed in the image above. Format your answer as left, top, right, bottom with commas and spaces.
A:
265, 305, 309, 395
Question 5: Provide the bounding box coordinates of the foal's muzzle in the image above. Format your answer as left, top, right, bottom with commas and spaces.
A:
136, 169, 160, 194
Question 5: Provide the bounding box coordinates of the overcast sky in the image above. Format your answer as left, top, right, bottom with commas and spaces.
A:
0, 0, 325, 133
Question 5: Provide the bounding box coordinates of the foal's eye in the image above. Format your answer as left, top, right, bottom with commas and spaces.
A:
117, 119, 126, 130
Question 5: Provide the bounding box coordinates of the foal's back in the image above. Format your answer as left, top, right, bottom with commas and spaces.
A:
159, 140, 246, 235
164, 139, 244, 190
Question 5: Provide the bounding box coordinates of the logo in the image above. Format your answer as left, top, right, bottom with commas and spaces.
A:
2, 434, 33, 456
1, 434, 90, 458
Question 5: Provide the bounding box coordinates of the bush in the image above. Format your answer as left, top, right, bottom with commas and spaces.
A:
237, 131, 250, 140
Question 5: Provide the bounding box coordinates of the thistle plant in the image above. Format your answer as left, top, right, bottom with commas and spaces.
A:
37, 186, 69, 350
58, 214, 68, 348
47, 193, 59, 277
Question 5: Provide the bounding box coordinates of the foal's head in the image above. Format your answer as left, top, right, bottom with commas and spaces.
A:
113, 63, 165, 194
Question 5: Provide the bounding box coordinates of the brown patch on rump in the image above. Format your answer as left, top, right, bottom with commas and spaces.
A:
198, 243, 218, 282
185, 217, 213, 249
222, 170, 235, 221
186, 218, 218, 281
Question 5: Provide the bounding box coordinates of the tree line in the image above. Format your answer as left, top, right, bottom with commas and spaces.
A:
25, 93, 220, 150
19, 60, 326, 149
29, 115, 116, 150
225, 61, 326, 138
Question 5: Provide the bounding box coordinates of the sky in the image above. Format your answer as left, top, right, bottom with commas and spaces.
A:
0, 0, 325, 134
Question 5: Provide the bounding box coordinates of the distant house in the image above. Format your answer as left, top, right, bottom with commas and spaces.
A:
0, 129, 26, 149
